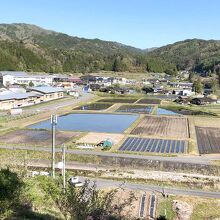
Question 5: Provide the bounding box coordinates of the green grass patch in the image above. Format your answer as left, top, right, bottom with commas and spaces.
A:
192, 200, 220, 220
157, 196, 176, 220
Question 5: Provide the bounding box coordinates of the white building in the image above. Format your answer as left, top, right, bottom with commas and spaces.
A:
0, 71, 53, 86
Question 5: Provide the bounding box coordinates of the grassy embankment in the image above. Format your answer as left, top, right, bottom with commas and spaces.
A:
156, 195, 220, 220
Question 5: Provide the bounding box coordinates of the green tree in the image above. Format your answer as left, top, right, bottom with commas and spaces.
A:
56, 180, 136, 220
29, 81, 34, 87
193, 77, 203, 94
0, 169, 23, 217
210, 78, 218, 93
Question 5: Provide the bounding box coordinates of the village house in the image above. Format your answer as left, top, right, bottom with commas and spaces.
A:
191, 97, 218, 105
169, 82, 193, 89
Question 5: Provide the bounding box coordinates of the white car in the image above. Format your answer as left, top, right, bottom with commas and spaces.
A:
69, 176, 84, 187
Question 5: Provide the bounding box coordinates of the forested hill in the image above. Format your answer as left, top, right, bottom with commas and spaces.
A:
0, 23, 219, 74
148, 39, 220, 73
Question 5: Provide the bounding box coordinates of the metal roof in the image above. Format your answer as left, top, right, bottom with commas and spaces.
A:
0, 71, 53, 78
29, 86, 64, 94
0, 71, 27, 77
0, 92, 42, 101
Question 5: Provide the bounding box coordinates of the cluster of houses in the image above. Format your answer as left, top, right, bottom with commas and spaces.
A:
0, 71, 84, 110
142, 78, 194, 96
79, 74, 195, 96
0, 71, 218, 110
80, 75, 136, 94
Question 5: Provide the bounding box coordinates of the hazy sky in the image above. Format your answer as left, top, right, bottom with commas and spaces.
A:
0, 0, 219, 48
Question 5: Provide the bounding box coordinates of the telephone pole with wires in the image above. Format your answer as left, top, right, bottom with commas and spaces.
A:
51, 114, 57, 178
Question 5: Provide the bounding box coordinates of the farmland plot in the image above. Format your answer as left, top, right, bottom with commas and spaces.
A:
115, 105, 153, 114
136, 98, 161, 104
0, 129, 78, 146
195, 126, 220, 154
119, 137, 187, 154
131, 116, 188, 139
97, 98, 138, 103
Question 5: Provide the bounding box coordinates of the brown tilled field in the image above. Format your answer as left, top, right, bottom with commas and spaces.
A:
76, 132, 124, 145
195, 126, 220, 154
0, 129, 79, 146
131, 116, 188, 139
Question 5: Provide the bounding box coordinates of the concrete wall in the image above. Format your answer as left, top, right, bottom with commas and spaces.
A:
95, 155, 220, 176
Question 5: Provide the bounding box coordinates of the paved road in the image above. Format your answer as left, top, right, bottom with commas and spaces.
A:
79, 177, 220, 199
1, 145, 219, 165
23, 159, 220, 199
23, 89, 94, 113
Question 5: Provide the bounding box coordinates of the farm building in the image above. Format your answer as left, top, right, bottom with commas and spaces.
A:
28, 86, 64, 102
0, 92, 43, 109
190, 97, 217, 105
0, 86, 65, 110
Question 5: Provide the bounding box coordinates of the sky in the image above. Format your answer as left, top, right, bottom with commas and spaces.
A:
0, 0, 219, 49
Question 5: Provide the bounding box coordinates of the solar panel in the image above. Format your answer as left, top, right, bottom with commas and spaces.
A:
135, 138, 145, 152
156, 139, 163, 152
119, 137, 132, 151
118, 137, 187, 154
140, 139, 151, 152
125, 137, 136, 151
150, 139, 159, 152
160, 140, 168, 152
145, 139, 155, 152
180, 141, 185, 153
171, 140, 176, 153
176, 140, 180, 153
120, 138, 134, 150
136, 138, 149, 152
180, 141, 186, 153
165, 141, 172, 154
131, 138, 142, 151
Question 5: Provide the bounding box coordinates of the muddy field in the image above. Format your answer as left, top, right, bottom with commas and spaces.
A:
73, 103, 113, 111
97, 98, 138, 103
0, 129, 79, 146
196, 126, 220, 154
131, 116, 188, 139
136, 98, 161, 104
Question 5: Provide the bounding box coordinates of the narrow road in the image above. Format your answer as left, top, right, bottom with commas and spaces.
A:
22, 159, 220, 199
1, 145, 219, 165
79, 177, 220, 199
23, 90, 94, 113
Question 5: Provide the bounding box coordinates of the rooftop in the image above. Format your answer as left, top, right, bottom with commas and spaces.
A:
0, 92, 42, 101
29, 86, 65, 94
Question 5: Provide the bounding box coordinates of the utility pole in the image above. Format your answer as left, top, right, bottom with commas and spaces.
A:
62, 144, 66, 193
51, 114, 57, 178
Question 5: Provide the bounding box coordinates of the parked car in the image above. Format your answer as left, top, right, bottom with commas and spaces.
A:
69, 176, 83, 187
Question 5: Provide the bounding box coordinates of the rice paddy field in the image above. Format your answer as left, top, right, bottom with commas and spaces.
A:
115, 104, 153, 114
97, 98, 138, 103
136, 98, 161, 104
3, 93, 219, 156
73, 103, 113, 111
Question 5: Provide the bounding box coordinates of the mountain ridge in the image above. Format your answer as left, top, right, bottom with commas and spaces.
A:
0, 23, 219, 74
